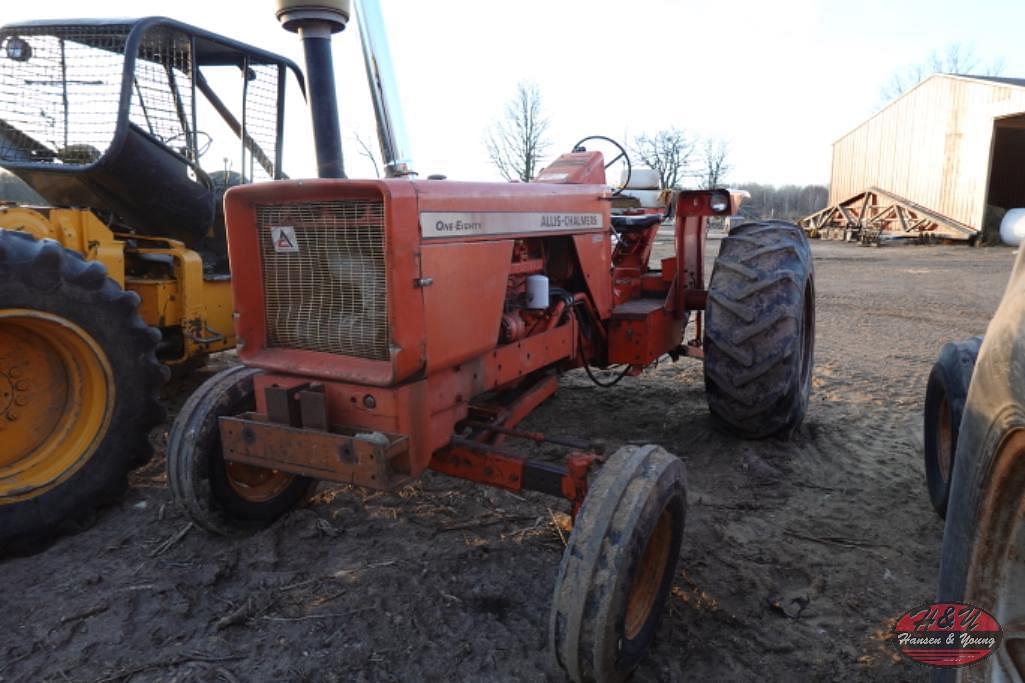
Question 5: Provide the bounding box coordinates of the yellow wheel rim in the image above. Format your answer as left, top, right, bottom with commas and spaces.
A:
225, 462, 294, 503
0, 309, 115, 503
624, 508, 674, 640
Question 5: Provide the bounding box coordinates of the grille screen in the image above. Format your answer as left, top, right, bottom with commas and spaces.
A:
257, 201, 389, 360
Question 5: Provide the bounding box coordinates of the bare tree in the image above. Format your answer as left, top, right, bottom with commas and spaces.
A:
353, 131, 381, 179
699, 138, 731, 189
485, 83, 551, 182
631, 128, 694, 190
880, 43, 1005, 103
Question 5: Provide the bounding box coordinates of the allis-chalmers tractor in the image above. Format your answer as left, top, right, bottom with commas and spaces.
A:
167, 1, 816, 680
0, 18, 305, 546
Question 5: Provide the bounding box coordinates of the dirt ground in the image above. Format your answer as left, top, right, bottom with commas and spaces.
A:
1, 237, 1019, 683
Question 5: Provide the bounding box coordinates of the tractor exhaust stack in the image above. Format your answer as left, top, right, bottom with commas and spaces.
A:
276, 0, 349, 179
355, 0, 415, 177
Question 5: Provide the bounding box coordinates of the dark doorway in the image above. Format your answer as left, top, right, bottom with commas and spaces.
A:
984, 114, 1025, 242
987, 115, 1025, 209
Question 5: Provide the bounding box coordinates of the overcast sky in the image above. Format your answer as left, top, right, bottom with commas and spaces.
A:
5, 0, 1025, 186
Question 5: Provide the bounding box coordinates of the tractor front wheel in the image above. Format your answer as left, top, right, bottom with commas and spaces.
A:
549, 445, 687, 683
167, 364, 316, 536
703, 220, 815, 438
0, 230, 165, 552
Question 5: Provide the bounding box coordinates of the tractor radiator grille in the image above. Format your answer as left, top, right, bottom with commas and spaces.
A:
257, 200, 390, 361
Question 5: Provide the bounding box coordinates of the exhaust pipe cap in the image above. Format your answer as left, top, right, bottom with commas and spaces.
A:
276, 0, 351, 33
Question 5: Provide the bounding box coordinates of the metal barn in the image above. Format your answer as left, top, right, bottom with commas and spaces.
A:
801, 74, 1025, 243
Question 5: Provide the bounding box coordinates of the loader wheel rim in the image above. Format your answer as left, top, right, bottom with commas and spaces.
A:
624, 508, 674, 640
224, 462, 294, 503
0, 309, 114, 502
966, 430, 1025, 679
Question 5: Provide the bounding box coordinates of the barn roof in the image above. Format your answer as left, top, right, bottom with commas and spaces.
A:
836, 73, 1025, 145
949, 74, 1025, 88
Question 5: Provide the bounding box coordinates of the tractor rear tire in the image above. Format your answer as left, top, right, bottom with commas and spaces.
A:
703, 220, 815, 438
550, 445, 687, 683
922, 336, 982, 519
0, 230, 166, 552
167, 364, 316, 536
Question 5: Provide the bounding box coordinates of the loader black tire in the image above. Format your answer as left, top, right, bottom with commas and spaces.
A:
167, 364, 316, 536
0, 230, 166, 553
550, 445, 687, 683
931, 248, 1025, 681
703, 220, 815, 438
922, 336, 982, 519
933, 273, 1025, 681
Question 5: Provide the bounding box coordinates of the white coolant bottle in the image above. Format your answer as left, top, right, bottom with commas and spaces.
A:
526, 274, 549, 309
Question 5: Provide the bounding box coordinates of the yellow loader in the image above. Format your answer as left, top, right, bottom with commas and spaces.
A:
0, 17, 305, 548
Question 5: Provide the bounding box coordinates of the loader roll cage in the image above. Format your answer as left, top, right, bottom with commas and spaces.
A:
0, 17, 306, 245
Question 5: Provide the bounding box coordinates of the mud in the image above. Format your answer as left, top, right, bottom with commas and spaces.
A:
1, 239, 1017, 682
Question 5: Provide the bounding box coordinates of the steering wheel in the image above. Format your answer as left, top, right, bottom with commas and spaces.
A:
572, 135, 632, 196
160, 130, 216, 190
163, 130, 213, 159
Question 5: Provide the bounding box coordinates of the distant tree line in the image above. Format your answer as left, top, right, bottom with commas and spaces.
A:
732, 183, 829, 221
0, 172, 46, 204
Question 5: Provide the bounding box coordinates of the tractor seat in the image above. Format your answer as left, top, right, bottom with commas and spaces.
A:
611, 214, 663, 231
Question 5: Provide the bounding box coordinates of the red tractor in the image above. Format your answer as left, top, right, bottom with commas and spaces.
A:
168, 1, 816, 679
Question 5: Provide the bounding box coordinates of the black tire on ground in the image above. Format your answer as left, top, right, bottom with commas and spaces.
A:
550, 445, 687, 683
0, 230, 166, 551
167, 364, 316, 536
922, 336, 982, 518
703, 220, 815, 439
934, 249, 1025, 682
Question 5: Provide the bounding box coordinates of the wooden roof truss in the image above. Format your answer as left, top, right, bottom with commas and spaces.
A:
798, 187, 978, 244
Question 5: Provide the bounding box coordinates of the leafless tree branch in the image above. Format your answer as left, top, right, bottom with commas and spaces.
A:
485, 83, 551, 182
879, 42, 1005, 104
353, 131, 381, 179
631, 128, 694, 190
699, 138, 731, 189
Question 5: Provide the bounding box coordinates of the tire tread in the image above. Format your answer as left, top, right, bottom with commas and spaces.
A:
0, 230, 165, 551
703, 220, 815, 438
